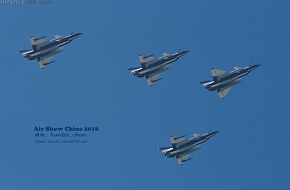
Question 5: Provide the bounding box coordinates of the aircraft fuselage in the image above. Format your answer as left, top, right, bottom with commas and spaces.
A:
202, 64, 260, 91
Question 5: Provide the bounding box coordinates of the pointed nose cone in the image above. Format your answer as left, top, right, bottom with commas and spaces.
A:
207, 131, 219, 138
74, 32, 83, 38
212, 131, 219, 135
252, 64, 260, 68
248, 64, 261, 71
69, 32, 83, 40
178, 50, 189, 57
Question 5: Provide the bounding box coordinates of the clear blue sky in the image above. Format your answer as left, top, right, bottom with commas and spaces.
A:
0, 0, 289, 189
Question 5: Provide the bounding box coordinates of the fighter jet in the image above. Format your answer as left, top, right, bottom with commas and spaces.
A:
159, 131, 219, 165
128, 50, 189, 86
20, 32, 82, 69
200, 64, 260, 99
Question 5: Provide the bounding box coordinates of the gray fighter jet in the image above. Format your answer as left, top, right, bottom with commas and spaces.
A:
200, 64, 260, 99
20, 32, 82, 69
159, 131, 219, 165
128, 50, 189, 86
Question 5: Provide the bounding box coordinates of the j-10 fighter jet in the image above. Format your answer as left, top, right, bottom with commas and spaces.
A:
128, 50, 189, 86
200, 64, 260, 99
20, 32, 82, 69
159, 131, 219, 165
